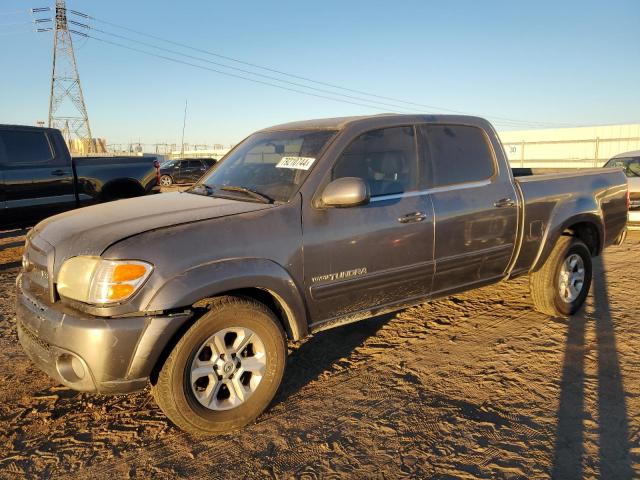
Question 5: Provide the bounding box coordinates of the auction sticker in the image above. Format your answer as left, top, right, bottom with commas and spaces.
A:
275, 156, 316, 170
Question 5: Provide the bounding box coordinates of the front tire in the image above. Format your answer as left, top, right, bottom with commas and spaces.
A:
152, 296, 287, 435
529, 236, 592, 317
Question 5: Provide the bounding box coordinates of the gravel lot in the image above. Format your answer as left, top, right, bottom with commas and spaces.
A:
0, 228, 638, 479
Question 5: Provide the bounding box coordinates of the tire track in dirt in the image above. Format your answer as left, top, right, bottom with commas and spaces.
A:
0, 232, 638, 478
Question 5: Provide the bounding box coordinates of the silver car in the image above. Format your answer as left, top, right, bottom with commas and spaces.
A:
604, 151, 640, 229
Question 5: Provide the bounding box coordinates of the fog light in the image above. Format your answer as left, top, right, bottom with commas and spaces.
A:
56, 353, 86, 382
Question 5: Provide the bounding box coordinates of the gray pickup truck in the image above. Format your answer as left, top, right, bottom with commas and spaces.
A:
16, 114, 628, 434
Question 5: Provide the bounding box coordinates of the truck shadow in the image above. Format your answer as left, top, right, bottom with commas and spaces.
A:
552, 254, 634, 479
272, 313, 395, 407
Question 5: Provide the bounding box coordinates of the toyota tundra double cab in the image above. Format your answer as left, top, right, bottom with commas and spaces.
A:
16, 115, 628, 435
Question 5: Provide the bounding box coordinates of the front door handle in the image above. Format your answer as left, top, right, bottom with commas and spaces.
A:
398, 212, 427, 223
51, 169, 67, 176
494, 197, 515, 208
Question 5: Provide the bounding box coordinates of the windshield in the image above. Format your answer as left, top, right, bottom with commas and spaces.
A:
161, 160, 178, 168
604, 156, 640, 177
195, 129, 336, 203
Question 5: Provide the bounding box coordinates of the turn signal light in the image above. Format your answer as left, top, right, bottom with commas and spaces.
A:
108, 283, 136, 301
113, 264, 148, 282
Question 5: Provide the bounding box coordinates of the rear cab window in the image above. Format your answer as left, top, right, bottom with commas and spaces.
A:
0, 129, 54, 166
419, 124, 495, 188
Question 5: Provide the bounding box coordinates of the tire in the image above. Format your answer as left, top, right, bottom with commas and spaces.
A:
159, 175, 173, 187
152, 296, 287, 435
529, 236, 592, 317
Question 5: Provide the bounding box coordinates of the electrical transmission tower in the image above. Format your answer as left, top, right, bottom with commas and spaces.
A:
48, 0, 94, 153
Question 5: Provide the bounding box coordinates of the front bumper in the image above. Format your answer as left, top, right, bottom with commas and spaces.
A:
16, 274, 191, 394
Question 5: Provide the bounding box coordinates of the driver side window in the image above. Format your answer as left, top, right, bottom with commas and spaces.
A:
332, 126, 418, 197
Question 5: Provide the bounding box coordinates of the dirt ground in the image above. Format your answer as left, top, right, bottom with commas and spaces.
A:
0, 229, 638, 479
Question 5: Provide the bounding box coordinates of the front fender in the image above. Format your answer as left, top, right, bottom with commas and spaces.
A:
144, 258, 308, 340
531, 197, 603, 272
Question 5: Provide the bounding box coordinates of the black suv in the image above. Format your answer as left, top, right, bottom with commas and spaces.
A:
159, 158, 216, 186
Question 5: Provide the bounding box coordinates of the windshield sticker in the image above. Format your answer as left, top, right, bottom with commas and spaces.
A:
275, 156, 316, 170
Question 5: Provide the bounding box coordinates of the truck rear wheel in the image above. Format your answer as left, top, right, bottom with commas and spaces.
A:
529, 236, 592, 317
152, 296, 287, 435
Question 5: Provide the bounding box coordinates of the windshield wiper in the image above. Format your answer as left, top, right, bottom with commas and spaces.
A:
187, 183, 214, 195
220, 185, 274, 204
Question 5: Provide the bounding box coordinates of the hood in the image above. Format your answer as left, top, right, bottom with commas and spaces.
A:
32, 191, 272, 263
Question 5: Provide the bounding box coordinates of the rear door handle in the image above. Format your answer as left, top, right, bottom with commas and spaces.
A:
398, 212, 427, 223
494, 197, 515, 208
51, 169, 67, 176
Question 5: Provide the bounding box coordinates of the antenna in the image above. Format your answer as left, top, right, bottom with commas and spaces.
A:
48, 0, 94, 153
180, 99, 188, 157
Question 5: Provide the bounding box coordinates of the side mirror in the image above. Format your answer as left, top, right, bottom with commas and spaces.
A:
321, 177, 369, 208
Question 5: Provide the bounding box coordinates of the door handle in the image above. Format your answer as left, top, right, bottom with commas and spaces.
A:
494, 197, 515, 208
398, 212, 427, 223
51, 169, 67, 176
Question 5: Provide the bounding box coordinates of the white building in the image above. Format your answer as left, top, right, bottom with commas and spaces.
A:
498, 123, 640, 169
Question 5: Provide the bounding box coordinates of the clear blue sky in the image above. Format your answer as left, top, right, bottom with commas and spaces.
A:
1, 0, 639, 147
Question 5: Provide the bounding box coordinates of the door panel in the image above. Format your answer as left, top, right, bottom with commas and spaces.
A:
419, 124, 518, 294
0, 129, 75, 225
430, 184, 517, 293
302, 195, 434, 322
301, 125, 434, 323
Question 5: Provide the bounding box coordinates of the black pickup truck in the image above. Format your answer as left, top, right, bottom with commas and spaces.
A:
0, 124, 160, 227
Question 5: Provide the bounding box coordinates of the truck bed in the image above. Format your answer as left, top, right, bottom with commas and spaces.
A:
510, 167, 628, 275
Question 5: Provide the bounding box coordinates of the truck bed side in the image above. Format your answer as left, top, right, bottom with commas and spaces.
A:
72, 156, 159, 205
510, 168, 628, 275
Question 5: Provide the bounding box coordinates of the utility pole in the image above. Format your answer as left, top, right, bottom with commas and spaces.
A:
48, 0, 94, 153
180, 99, 188, 157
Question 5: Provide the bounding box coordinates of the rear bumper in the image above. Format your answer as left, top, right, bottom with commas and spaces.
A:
16, 274, 191, 394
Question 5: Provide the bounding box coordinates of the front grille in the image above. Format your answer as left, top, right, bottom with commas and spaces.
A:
22, 238, 52, 299
17, 319, 52, 354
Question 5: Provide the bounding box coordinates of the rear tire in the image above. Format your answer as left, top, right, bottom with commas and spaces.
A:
152, 296, 287, 435
529, 236, 592, 317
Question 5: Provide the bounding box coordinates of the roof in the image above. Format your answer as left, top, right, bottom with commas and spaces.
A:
0, 124, 58, 132
612, 150, 640, 158
259, 114, 487, 132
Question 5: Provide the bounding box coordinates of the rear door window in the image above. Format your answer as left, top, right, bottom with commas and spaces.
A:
332, 126, 418, 197
419, 124, 495, 188
0, 130, 54, 166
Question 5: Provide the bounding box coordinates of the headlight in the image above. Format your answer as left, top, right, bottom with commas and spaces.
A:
57, 256, 153, 305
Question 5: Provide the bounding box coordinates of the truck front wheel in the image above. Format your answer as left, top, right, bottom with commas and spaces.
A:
152, 296, 287, 435
529, 236, 592, 317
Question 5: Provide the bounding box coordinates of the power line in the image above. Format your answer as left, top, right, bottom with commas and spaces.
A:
79, 33, 406, 113
84, 24, 578, 128
67, 9, 579, 128
79, 24, 433, 115
73, 25, 562, 128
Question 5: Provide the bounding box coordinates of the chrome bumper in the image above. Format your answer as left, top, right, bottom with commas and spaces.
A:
16, 274, 191, 394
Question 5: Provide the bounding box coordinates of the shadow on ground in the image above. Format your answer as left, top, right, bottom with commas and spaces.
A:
552, 254, 634, 479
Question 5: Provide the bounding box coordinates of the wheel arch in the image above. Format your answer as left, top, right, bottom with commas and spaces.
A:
100, 177, 146, 200
145, 258, 309, 341
532, 212, 603, 272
